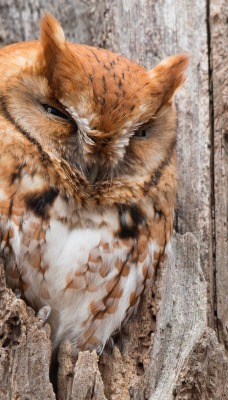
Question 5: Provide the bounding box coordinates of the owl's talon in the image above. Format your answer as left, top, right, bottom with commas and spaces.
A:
14, 288, 21, 299
108, 336, 115, 350
37, 305, 51, 325
96, 345, 104, 356
129, 386, 134, 399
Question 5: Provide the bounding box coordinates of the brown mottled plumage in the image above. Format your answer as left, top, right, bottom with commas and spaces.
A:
0, 13, 188, 353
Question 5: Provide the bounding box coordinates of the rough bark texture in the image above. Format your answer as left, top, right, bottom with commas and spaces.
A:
0, 1, 227, 399
209, 0, 228, 352
0, 259, 54, 400
0, 0, 91, 46
57, 344, 107, 400
174, 328, 228, 400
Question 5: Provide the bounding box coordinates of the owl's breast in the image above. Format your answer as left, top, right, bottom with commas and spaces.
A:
3, 190, 167, 351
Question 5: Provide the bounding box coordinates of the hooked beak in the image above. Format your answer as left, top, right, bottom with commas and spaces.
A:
86, 164, 99, 184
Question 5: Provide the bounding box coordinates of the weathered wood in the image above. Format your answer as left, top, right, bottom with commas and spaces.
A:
144, 233, 228, 400
0, 259, 55, 400
174, 328, 228, 399
210, 0, 228, 351
57, 341, 74, 400
0, 0, 91, 46
71, 351, 107, 400
145, 233, 206, 398
58, 344, 107, 400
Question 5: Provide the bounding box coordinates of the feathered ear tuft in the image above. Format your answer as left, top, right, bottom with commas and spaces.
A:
40, 12, 65, 50
33, 12, 66, 77
149, 54, 190, 105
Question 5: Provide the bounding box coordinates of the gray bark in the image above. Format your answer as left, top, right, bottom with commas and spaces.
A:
0, 260, 54, 400
210, 0, 228, 351
0, 0, 91, 46
0, 0, 227, 399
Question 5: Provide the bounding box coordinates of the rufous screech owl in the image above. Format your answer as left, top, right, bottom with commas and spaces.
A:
0, 13, 188, 354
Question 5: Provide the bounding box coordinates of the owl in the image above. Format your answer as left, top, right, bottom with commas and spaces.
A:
0, 13, 188, 354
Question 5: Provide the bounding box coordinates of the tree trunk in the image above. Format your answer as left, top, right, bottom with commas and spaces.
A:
0, 1, 227, 399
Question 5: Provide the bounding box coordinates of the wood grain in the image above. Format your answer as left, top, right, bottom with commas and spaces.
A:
210, 0, 228, 351
0, 259, 55, 400
0, 0, 91, 46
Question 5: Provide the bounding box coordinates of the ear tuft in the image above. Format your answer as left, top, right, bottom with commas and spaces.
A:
40, 12, 65, 50
34, 12, 66, 76
150, 54, 190, 103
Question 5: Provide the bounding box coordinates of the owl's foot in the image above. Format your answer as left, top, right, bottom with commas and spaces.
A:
108, 336, 115, 350
96, 336, 115, 356
129, 386, 135, 399
36, 305, 51, 326
14, 288, 22, 299
96, 344, 105, 356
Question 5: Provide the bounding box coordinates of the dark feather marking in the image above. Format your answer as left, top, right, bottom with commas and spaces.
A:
103, 63, 111, 71
150, 169, 162, 186
90, 49, 101, 63
130, 204, 145, 225
8, 198, 13, 219
10, 164, 24, 185
113, 101, 119, 110
102, 76, 107, 95
26, 188, 59, 218
117, 204, 145, 239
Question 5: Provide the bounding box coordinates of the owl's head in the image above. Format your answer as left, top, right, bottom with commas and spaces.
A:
3, 13, 188, 185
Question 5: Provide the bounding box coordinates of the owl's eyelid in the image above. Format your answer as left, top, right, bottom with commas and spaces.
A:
134, 128, 147, 138
41, 103, 79, 133
133, 117, 156, 138
41, 103, 71, 121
